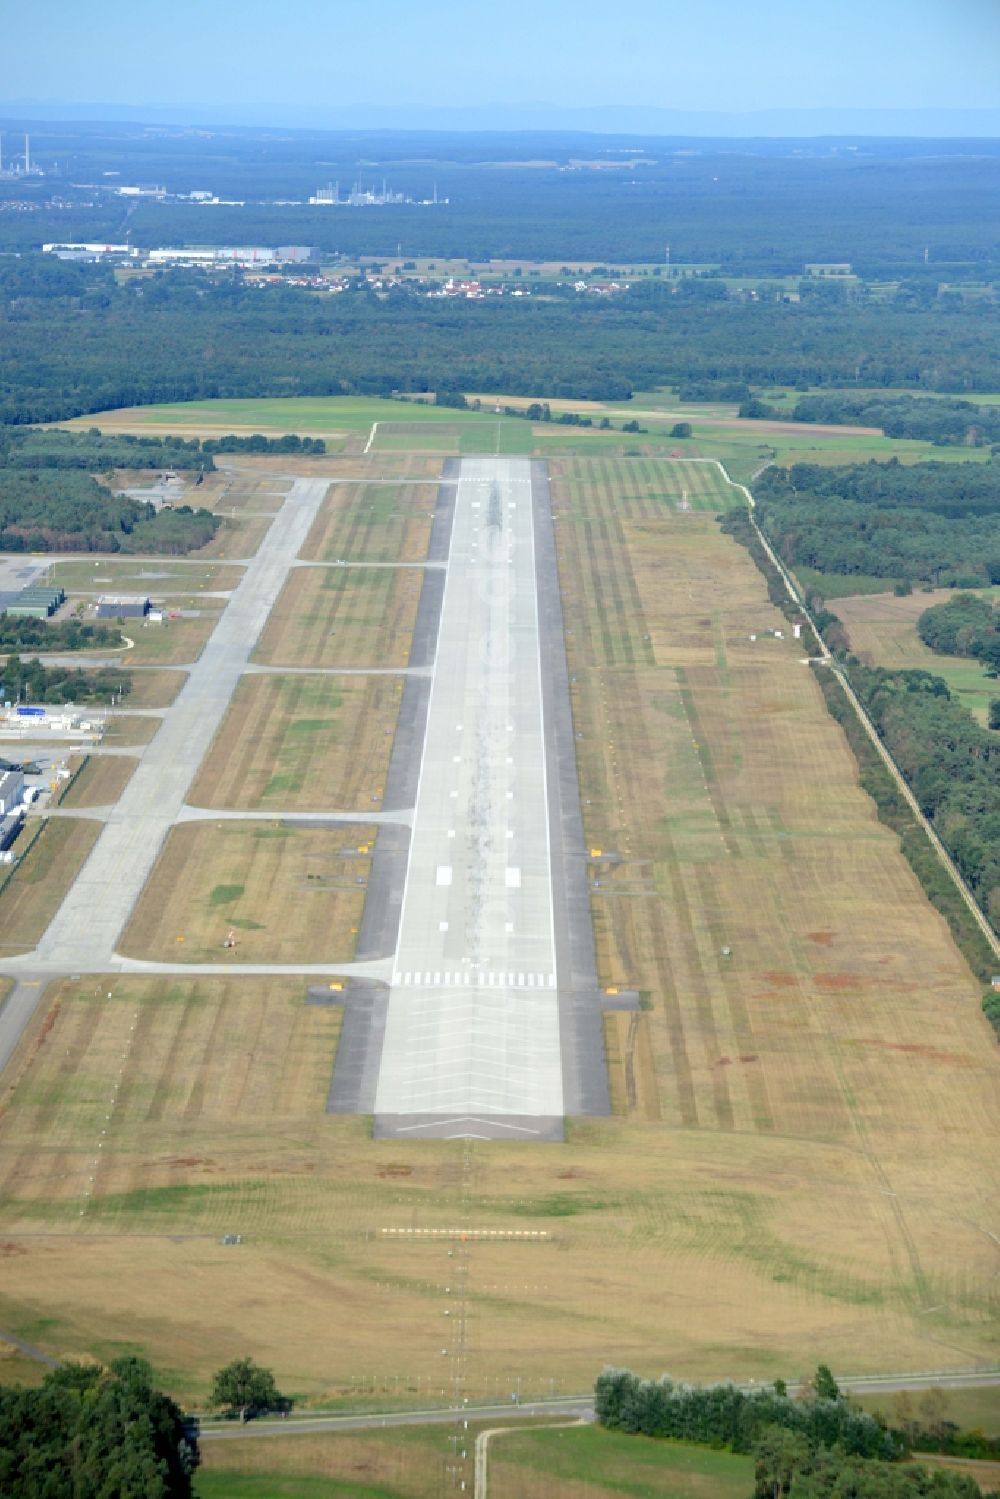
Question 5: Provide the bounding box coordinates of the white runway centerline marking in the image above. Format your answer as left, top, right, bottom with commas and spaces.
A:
374, 458, 563, 1120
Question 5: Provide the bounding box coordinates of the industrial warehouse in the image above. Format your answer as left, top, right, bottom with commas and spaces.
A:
42, 242, 320, 266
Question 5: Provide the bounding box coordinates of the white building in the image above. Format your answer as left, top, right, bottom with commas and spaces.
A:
0, 768, 25, 815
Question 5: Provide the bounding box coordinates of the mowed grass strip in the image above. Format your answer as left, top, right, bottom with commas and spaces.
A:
189, 673, 401, 812
549, 452, 1000, 1351
57, 754, 139, 809
49, 561, 245, 592
119, 821, 374, 963
254, 566, 422, 669
300, 482, 437, 564
117, 670, 187, 709
0, 818, 101, 955
98, 715, 160, 748
199, 514, 271, 561
124, 616, 216, 666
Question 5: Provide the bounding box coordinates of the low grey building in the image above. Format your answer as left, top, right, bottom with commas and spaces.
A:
95, 594, 150, 620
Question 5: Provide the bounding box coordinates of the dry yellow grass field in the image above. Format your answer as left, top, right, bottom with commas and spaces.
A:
0, 453, 998, 1408
300, 481, 436, 563
189, 673, 402, 811
57, 754, 139, 809
201, 514, 271, 560
124, 616, 216, 666
119, 821, 373, 963
0, 818, 101, 956
254, 565, 423, 669
119, 670, 187, 708
209, 472, 290, 514
50, 560, 245, 593
98, 714, 160, 748
549, 453, 1000, 1358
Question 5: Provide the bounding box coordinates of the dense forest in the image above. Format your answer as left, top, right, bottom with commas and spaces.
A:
917, 592, 1000, 670
0, 1358, 197, 1498
755, 461, 1000, 587
3, 258, 1000, 424
0, 465, 219, 554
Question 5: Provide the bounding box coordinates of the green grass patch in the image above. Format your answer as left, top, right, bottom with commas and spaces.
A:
793, 566, 899, 599
508, 1193, 620, 1218
196, 1477, 397, 1499
209, 884, 245, 907
494, 1425, 753, 1498
286, 718, 336, 735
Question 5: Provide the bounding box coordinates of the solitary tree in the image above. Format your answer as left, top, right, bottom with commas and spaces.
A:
670, 422, 693, 439
211, 1358, 286, 1423
989, 698, 1000, 730
814, 1363, 841, 1402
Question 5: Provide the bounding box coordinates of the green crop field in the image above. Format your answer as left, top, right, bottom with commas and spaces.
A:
65, 393, 997, 477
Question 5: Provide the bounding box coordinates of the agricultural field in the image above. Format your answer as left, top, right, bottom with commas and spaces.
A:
254, 565, 422, 669
834, 588, 1000, 725
65, 393, 991, 482
118, 821, 373, 963
0, 818, 101, 956
300, 481, 437, 564
189, 673, 401, 812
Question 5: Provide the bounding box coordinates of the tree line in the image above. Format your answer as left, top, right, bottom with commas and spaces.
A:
0, 617, 122, 652
742, 392, 1000, 448
754, 461, 1000, 589
594, 1365, 991, 1499
0, 427, 215, 472
4, 258, 1000, 427
0, 656, 131, 705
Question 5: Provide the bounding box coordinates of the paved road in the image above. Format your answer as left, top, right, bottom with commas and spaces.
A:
26, 477, 330, 968
374, 459, 563, 1137
195, 1369, 1000, 1442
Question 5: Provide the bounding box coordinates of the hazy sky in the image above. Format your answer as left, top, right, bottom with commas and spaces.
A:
6, 0, 1000, 112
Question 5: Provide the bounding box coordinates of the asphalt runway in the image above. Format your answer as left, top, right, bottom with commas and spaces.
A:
374, 458, 564, 1138
30, 477, 332, 969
